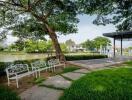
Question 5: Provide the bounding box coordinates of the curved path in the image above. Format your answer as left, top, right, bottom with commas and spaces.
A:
20, 56, 132, 100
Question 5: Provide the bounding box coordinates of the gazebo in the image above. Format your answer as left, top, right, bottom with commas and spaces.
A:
103, 31, 132, 57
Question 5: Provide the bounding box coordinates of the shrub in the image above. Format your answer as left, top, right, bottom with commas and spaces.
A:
65, 55, 107, 61
47, 55, 107, 61
0, 85, 20, 100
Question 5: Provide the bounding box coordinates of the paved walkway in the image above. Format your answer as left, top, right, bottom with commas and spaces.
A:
20, 69, 88, 100
20, 57, 132, 100
68, 56, 132, 70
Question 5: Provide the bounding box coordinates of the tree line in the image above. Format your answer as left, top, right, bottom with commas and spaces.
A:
0, 36, 111, 53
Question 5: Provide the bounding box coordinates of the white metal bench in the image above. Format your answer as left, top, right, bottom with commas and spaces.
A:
48, 59, 65, 71
5, 64, 34, 88
31, 60, 49, 77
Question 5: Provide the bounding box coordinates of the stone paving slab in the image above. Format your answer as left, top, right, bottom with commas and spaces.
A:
73, 69, 89, 74
42, 75, 72, 89
62, 72, 85, 81
20, 86, 63, 100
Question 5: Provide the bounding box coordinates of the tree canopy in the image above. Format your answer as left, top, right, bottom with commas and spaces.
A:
81, 39, 95, 51
93, 36, 111, 50
79, 0, 132, 31
0, 0, 79, 61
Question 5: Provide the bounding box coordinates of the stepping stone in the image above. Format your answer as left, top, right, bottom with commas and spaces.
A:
73, 69, 89, 74
42, 75, 72, 89
20, 86, 63, 100
62, 72, 85, 81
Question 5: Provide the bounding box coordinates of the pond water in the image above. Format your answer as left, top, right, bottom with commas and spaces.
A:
0, 53, 49, 62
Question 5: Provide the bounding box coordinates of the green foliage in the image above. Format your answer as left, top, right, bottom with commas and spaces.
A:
0, 45, 4, 51
9, 39, 53, 53
93, 36, 111, 50
33, 77, 45, 84
65, 55, 107, 61
81, 39, 95, 51
9, 40, 25, 51
62, 66, 80, 73
0, 85, 20, 100
79, 0, 132, 31
60, 65, 132, 100
0, 0, 78, 37
60, 43, 69, 53
47, 55, 107, 61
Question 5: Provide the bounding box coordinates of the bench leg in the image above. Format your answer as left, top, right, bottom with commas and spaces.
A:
51, 67, 54, 72
16, 78, 19, 88
7, 78, 10, 86
54, 67, 55, 72
35, 72, 38, 78
64, 64, 66, 68
39, 71, 40, 77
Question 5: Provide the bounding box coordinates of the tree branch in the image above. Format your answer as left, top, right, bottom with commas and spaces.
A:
43, 8, 53, 20
0, 1, 23, 8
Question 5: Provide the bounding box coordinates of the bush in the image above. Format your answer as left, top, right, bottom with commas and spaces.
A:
47, 55, 107, 61
65, 55, 107, 61
0, 85, 20, 100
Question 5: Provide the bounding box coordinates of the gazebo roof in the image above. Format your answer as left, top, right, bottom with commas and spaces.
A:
103, 31, 132, 40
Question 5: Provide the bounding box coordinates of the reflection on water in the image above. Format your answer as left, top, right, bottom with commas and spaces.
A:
0, 53, 48, 62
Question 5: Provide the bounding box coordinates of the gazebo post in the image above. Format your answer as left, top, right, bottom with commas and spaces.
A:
121, 36, 123, 56
113, 37, 116, 57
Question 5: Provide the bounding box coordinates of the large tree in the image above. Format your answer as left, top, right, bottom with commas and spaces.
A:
79, 0, 132, 31
0, 0, 78, 62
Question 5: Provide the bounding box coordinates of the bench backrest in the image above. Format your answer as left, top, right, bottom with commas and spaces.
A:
48, 59, 60, 66
6, 64, 29, 77
31, 60, 47, 70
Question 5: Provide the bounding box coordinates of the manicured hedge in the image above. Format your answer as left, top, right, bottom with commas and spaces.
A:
65, 55, 107, 61
47, 55, 107, 61
0, 85, 20, 100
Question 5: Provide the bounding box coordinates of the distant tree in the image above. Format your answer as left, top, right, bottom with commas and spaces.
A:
0, 45, 4, 51
25, 39, 53, 53
81, 39, 95, 51
93, 37, 111, 51
65, 39, 76, 47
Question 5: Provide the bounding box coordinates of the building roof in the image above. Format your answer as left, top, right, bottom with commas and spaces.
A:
103, 31, 132, 40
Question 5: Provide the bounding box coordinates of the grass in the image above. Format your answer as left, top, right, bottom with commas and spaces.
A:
62, 66, 80, 73
39, 84, 65, 90
33, 77, 45, 84
0, 85, 20, 100
60, 61, 132, 100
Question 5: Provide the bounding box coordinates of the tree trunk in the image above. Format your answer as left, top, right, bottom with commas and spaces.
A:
45, 24, 66, 62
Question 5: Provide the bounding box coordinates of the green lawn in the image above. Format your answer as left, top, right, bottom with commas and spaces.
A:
60, 61, 132, 100
0, 85, 20, 100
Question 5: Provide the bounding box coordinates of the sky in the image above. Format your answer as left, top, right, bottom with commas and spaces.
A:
58, 15, 132, 48
1, 14, 132, 48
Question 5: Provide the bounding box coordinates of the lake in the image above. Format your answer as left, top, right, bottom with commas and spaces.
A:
0, 53, 50, 62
